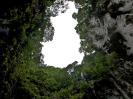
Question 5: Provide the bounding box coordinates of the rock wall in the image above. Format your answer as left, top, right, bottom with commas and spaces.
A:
87, 0, 133, 60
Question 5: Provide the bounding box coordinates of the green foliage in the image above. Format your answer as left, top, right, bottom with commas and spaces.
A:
12, 66, 72, 99
1, 0, 132, 99
10, 50, 118, 98
70, 93, 84, 99
81, 52, 117, 80
0, 0, 56, 98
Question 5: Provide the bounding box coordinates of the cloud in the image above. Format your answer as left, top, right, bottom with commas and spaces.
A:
41, 1, 84, 68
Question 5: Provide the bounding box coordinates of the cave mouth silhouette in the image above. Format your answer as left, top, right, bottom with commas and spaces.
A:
41, 1, 84, 68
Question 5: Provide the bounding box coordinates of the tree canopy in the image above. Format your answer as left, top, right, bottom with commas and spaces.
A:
0, 0, 133, 99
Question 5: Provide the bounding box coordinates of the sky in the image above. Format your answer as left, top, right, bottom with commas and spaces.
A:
41, 1, 84, 68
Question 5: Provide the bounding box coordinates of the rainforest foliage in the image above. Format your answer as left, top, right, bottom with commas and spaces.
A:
0, 0, 133, 99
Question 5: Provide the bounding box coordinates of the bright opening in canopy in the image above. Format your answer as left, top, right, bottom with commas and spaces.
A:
41, 1, 84, 68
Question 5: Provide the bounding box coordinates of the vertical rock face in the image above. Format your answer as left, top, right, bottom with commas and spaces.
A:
85, 0, 133, 60
75, 1, 133, 98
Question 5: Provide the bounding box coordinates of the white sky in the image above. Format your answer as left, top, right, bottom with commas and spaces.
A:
41, 1, 84, 68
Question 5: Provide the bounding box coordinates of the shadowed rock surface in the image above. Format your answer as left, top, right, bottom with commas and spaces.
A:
0, 0, 133, 99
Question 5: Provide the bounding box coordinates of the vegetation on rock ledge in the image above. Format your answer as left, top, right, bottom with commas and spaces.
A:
0, 0, 133, 99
